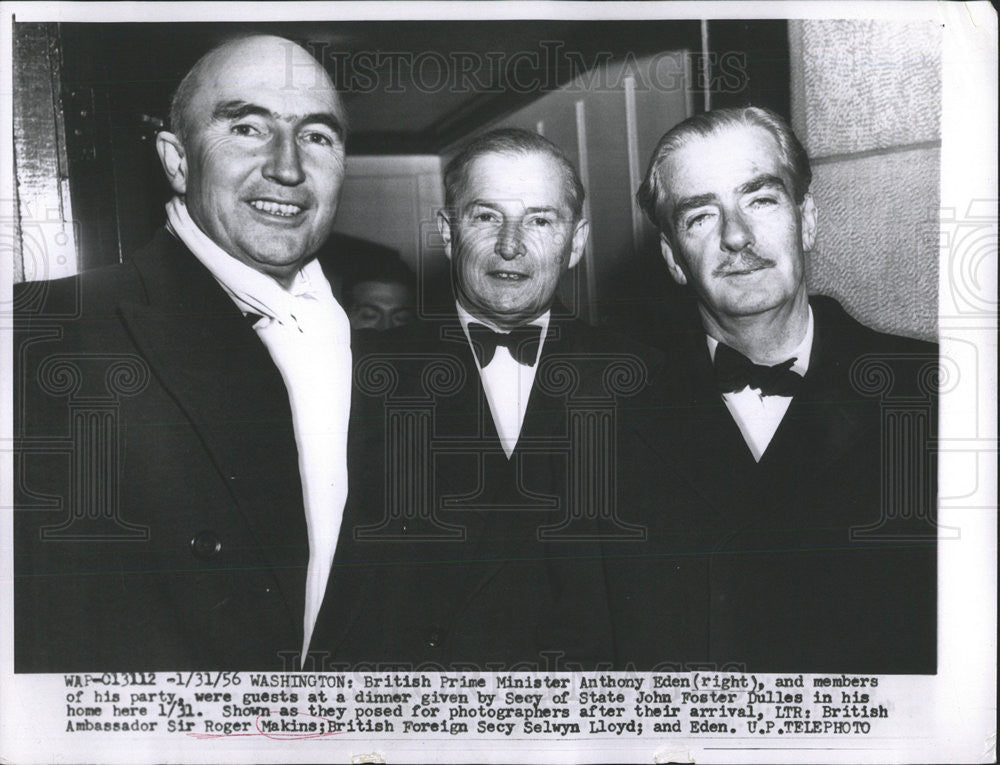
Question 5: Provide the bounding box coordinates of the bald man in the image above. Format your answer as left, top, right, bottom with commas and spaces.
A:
14, 36, 363, 671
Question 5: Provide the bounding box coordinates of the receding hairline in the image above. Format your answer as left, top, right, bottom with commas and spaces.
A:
668, 123, 788, 188
169, 34, 339, 140
459, 149, 580, 217
639, 109, 811, 235
442, 128, 586, 219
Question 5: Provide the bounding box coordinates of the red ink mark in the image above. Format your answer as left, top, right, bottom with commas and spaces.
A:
187, 710, 344, 740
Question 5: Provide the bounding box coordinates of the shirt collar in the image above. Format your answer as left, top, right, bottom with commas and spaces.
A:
456, 301, 550, 337
706, 304, 814, 376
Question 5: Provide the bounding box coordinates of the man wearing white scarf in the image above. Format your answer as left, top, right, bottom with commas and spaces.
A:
15, 35, 358, 671
166, 196, 352, 664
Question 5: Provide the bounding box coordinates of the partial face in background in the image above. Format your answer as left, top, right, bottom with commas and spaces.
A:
658, 124, 816, 321
438, 151, 589, 330
347, 280, 415, 331
157, 36, 347, 285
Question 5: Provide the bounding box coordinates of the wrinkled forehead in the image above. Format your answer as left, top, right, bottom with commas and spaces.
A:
661, 125, 787, 200
190, 39, 343, 123
461, 150, 574, 213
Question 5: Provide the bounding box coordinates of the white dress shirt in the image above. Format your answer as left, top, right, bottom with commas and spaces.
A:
457, 303, 549, 459
166, 197, 352, 663
707, 306, 814, 462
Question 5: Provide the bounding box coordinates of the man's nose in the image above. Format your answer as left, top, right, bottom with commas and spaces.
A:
495, 221, 525, 260
263, 131, 305, 186
720, 208, 754, 252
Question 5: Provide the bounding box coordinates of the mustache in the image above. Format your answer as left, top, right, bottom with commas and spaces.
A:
712, 248, 776, 277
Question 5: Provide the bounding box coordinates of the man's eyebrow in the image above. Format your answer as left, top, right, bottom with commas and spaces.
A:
671, 193, 717, 226
737, 174, 787, 195
465, 199, 502, 211
212, 101, 270, 122
669, 174, 789, 227
212, 101, 344, 136
465, 201, 564, 215
300, 112, 345, 137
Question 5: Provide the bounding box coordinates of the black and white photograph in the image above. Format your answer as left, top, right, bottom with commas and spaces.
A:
1, 2, 995, 763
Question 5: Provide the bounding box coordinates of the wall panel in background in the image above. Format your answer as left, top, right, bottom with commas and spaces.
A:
442, 52, 692, 327
331, 154, 447, 301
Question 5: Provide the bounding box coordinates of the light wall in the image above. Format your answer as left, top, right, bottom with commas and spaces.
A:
331, 155, 446, 273
789, 19, 942, 341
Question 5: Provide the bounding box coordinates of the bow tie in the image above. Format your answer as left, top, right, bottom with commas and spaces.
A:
713, 342, 803, 397
467, 322, 543, 367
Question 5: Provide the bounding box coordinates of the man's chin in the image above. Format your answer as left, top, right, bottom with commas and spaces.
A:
463, 298, 537, 327
714, 290, 787, 318
235, 246, 312, 280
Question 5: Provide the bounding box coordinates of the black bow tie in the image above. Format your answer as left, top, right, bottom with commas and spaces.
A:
713, 341, 803, 397
467, 322, 543, 367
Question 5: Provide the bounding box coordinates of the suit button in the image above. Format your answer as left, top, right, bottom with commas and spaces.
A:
190, 531, 222, 560
425, 625, 445, 649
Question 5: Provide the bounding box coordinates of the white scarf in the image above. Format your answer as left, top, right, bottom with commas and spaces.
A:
167, 197, 352, 662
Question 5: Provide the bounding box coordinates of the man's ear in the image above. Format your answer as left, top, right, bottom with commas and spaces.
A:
155, 131, 188, 196
660, 233, 688, 286
799, 192, 817, 251
566, 217, 590, 269
436, 210, 453, 260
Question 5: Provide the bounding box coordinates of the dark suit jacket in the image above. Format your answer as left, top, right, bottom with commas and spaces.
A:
606, 295, 938, 673
13, 229, 372, 671
333, 308, 661, 670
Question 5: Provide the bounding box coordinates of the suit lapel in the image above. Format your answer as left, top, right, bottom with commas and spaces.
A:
635, 328, 759, 529
640, 299, 878, 526
118, 231, 307, 638
435, 322, 509, 593
309, 377, 382, 661
426, 321, 500, 524
755, 299, 873, 511
516, 317, 579, 447
427, 315, 559, 625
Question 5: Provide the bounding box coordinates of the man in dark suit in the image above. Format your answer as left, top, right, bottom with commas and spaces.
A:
604, 106, 938, 672
344, 129, 658, 670
14, 35, 365, 671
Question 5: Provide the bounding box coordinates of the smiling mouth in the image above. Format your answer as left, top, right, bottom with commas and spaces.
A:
248, 199, 305, 218
489, 270, 528, 281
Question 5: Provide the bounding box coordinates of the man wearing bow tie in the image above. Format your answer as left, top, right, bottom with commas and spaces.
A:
602, 107, 938, 672
442, 129, 591, 459
351, 128, 658, 669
